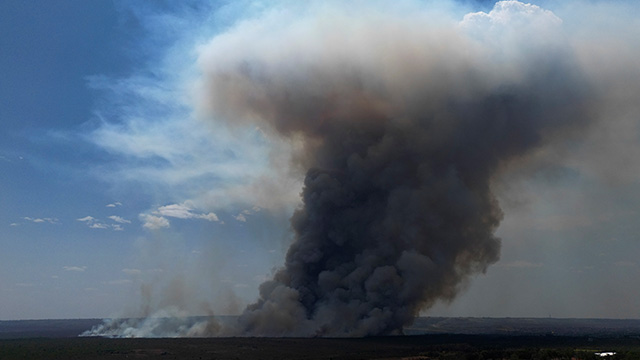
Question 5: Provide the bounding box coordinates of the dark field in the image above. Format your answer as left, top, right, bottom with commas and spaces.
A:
3, 335, 640, 359
2, 318, 640, 359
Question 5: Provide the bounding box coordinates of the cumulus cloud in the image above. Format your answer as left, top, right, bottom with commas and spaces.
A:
106, 202, 122, 208
140, 214, 170, 230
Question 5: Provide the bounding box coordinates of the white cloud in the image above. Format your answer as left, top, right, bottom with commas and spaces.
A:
199, 212, 219, 222
150, 203, 219, 224
63, 266, 87, 272
108, 215, 131, 224
233, 207, 257, 222
23, 217, 58, 224
78, 215, 126, 230
106, 202, 122, 208
155, 203, 194, 219
141, 214, 170, 230
10, 223, 18, 227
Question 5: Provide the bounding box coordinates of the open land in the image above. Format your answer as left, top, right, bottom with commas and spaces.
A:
2, 318, 640, 359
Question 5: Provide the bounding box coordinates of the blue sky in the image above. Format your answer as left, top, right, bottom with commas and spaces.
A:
2, 0, 640, 321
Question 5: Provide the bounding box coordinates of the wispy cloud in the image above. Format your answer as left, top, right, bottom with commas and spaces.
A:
108, 215, 131, 224
79, 3, 301, 215
233, 207, 260, 222
154, 203, 219, 222
23, 217, 59, 224
78, 215, 129, 230
63, 266, 87, 272
106, 202, 122, 208
139, 203, 220, 229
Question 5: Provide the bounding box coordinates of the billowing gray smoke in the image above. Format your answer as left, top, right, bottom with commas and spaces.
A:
194, 1, 593, 336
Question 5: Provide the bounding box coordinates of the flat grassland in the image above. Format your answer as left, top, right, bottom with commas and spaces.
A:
1, 335, 640, 359
2, 318, 640, 359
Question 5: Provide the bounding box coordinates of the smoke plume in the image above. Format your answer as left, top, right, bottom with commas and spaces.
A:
194, 1, 593, 336
83, 0, 640, 337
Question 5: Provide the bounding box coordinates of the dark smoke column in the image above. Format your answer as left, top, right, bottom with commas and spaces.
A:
198, 2, 591, 336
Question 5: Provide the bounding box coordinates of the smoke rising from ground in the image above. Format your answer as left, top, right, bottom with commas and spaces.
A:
83, 0, 640, 337
195, 1, 592, 336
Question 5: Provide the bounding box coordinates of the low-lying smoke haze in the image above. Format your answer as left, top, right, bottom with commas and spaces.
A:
80, 0, 640, 337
